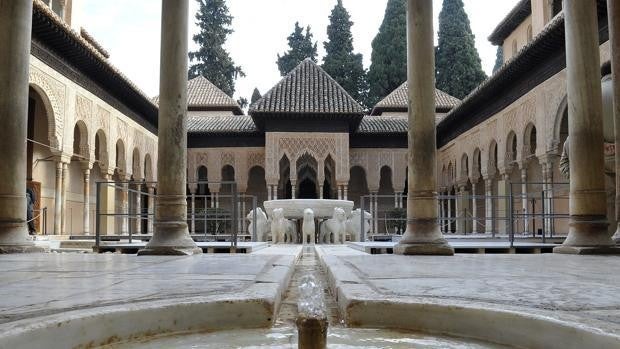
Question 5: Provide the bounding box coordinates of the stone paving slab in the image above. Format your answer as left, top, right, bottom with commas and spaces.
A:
316, 245, 620, 348
0, 246, 301, 325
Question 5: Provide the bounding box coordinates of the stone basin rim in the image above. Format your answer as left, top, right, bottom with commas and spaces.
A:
1, 294, 618, 349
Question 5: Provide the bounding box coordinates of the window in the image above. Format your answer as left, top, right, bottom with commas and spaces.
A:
527, 25, 533, 44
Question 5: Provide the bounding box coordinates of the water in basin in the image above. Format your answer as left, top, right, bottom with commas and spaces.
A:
108, 327, 512, 348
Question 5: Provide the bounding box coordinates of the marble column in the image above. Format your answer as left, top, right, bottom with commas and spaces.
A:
484, 177, 494, 234
541, 160, 554, 237
555, 0, 618, 253
471, 181, 478, 234
521, 167, 529, 236
61, 162, 68, 234
267, 185, 272, 201
147, 186, 155, 235
120, 180, 129, 235
396, 0, 453, 254
456, 185, 468, 234
446, 190, 453, 233
98, 173, 116, 235
319, 185, 324, 199
54, 161, 63, 235
190, 192, 196, 234
0, 0, 39, 252
609, 0, 620, 243
134, 183, 142, 234
82, 167, 91, 235
343, 185, 348, 201
139, 0, 201, 255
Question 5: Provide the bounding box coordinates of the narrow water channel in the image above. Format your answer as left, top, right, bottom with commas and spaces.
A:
275, 246, 341, 329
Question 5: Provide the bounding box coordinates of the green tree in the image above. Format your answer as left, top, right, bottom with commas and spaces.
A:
250, 88, 262, 105
237, 97, 248, 110
277, 22, 318, 76
366, 0, 407, 107
322, 0, 368, 106
188, 0, 244, 97
435, 0, 487, 99
493, 46, 503, 73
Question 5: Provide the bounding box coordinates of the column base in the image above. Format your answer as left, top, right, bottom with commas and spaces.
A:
395, 219, 454, 256
612, 223, 620, 243
394, 242, 455, 256
138, 221, 202, 256
553, 245, 620, 255
0, 243, 44, 254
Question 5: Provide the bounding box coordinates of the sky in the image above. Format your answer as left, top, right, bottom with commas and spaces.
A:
80, 0, 518, 100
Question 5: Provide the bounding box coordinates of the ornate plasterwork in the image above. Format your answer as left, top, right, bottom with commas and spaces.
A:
76, 94, 92, 122
29, 67, 65, 150
266, 132, 349, 183
221, 152, 235, 168
248, 151, 265, 169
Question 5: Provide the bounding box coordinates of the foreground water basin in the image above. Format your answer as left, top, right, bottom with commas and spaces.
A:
107, 327, 512, 349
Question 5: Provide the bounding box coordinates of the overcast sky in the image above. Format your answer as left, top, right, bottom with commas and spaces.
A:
81, 0, 518, 100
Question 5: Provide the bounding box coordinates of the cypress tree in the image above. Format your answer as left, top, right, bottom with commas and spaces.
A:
277, 22, 318, 76
250, 88, 262, 105
322, 0, 368, 106
493, 46, 504, 73
366, 0, 407, 108
188, 0, 244, 97
435, 0, 487, 99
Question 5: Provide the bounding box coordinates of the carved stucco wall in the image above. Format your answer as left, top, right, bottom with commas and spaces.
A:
29, 56, 157, 179
265, 132, 350, 184
437, 39, 611, 187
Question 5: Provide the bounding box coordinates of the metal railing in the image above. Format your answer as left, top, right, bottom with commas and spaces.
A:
359, 182, 570, 246
28, 207, 47, 235
95, 181, 257, 251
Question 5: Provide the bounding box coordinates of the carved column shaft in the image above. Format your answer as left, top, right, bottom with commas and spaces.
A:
556, 0, 616, 252
0, 0, 36, 251
140, 0, 201, 255
396, 0, 453, 254
609, 0, 620, 242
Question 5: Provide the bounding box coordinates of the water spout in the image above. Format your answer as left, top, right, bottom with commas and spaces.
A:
296, 274, 328, 349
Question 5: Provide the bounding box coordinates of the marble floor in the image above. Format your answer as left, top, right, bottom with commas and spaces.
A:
317, 245, 620, 336
0, 246, 301, 325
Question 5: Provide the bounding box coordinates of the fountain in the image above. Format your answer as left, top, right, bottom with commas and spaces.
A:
296, 274, 328, 349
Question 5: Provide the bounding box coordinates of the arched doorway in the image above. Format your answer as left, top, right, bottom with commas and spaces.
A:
296, 153, 318, 199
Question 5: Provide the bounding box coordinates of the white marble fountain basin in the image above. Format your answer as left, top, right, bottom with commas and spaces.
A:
263, 199, 354, 219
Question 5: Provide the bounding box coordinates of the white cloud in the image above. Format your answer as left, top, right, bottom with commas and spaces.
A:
81, 0, 518, 100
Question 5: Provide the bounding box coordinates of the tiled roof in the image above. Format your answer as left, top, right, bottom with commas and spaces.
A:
371, 82, 460, 115
31, 0, 158, 130
249, 58, 364, 115
154, 76, 242, 115
356, 116, 408, 134
187, 115, 257, 134
488, 0, 531, 46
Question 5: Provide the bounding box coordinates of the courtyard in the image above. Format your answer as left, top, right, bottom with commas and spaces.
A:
1, 0, 620, 348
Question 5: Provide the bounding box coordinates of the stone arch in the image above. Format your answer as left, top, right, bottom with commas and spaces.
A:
247, 166, 268, 206
29, 73, 62, 150
460, 153, 469, 181
551, 95, 568, 153
144, 154, 153, 182
488, 139, 499, 176
296, 153, 319, 199
472, 148, 482, 180
523, 122, 537, 159
526, 24, 533, 43
348, 166, 369, 208
72, 120, 90, 160
506, 130, 518, 167
115, 139, 126, 175
132, 147, 141, 180
94, 129, 109, 173
323, 154, 337, 199
447, 162, 454, 188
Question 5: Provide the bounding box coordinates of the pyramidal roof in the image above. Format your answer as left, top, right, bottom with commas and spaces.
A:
371, 82, 461, 116
249, 58, 364, 115
153, 75, 242, 115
